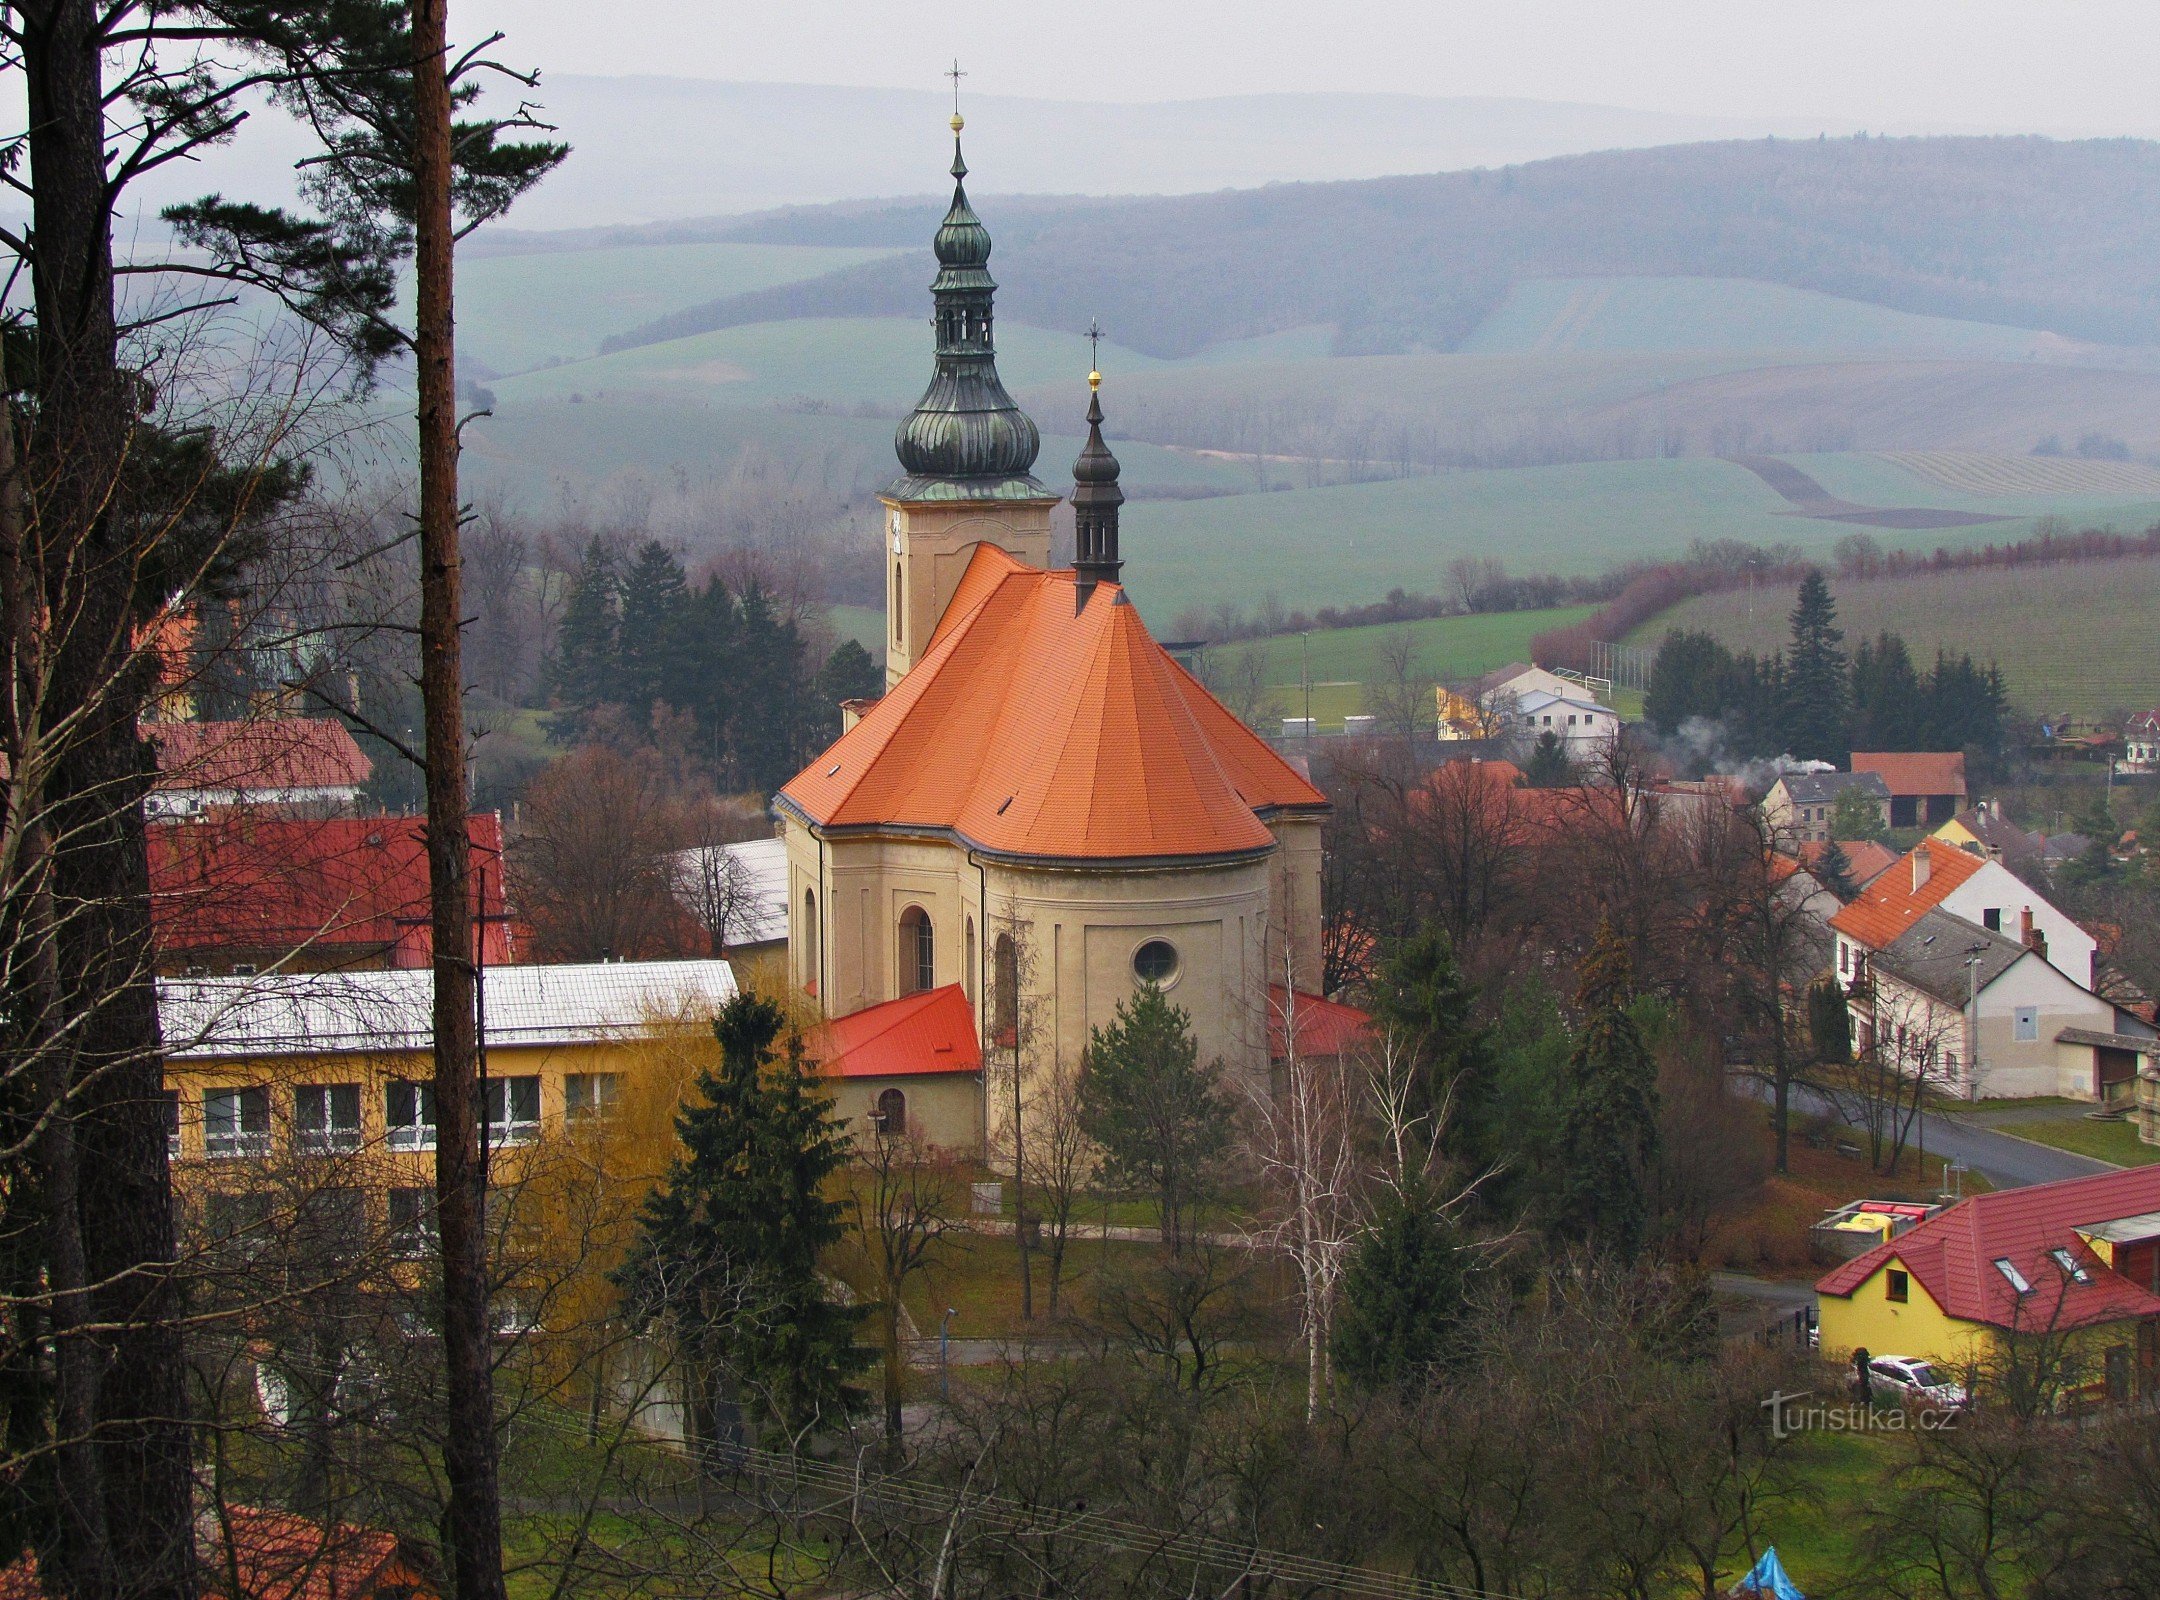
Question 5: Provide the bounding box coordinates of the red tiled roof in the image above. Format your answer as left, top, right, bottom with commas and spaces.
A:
0, 1507, 433, 1600
1267, 985, 1372, 1061
151, 813, 512, 967
779, 547, 1324, 862
805, 983, 982, 1078
1816, 1165, 2160, 1332
1851, 751, 1967, 799
1828, 839, 1985, 949
1797, 838, 1899, 888
150, 718, 371, 796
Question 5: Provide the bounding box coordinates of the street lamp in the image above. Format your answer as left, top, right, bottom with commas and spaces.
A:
1962, 944, 1988, 1098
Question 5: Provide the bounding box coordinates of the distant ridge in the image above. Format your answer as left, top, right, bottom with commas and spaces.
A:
593, 135, 2160, 360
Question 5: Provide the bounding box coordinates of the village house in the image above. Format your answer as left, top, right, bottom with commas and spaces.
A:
1851, 751, 1966, 829
147, 717, 372, 818
1435, 662, 1617, 750
1763, 769, 1891, 844
670, 834, 790, 971
1816, 1165, 2160, 1403
774, 122, 1343, 1154
1799, 837, 1899, 890
1832, 837, 2097, 990
2121, 709, 2160, 773
1933, 799, 2088, 872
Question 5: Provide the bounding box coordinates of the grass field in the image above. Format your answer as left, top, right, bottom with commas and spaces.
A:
453, 242, 904, 378
1990, 1115, 2159, 1166
1880, 449, 2160, 498
1459, 274, 2072, 359
493, 316, 1166, 412
1632, 554, 2160, 717
1203, 607, 1596, 726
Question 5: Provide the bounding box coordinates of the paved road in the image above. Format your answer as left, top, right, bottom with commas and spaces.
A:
1746, 1078, 2109, 1190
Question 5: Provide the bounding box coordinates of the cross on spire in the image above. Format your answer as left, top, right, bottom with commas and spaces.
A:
1087, 319, 1102, 385
947, 59, 966, 125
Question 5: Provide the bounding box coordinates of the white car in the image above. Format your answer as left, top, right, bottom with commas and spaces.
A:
1868, 1355, 1968, 1410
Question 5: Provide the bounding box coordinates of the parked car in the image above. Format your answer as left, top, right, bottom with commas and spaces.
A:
1868, 1355, 1968, 1410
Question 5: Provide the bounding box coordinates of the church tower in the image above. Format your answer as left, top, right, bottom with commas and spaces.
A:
880, 112, 1058, 687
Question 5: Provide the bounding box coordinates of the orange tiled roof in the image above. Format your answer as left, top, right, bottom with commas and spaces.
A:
805, 983, 982, 1078
151, 718, 372, 796
1851, 750, 1967, 799
1828, 838, 1986, 948
1267, 985, 1372, 1061
0, 1507, 433, 1600
780, 547, 1325, 861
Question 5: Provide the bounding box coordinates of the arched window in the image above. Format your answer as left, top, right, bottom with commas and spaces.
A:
992, 932, 1019, 1049
900, 905, 933, 995
893, 562, 903, 645
802, 888, 819, 994
964, 917, 977, 1003
875, 1087, 907, 1134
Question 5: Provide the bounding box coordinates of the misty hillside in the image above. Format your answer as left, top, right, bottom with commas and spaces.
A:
597, 135, 2160, 358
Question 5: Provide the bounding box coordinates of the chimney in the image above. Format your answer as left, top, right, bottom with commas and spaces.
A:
1912, 848, 1931, 892
2022, 907, 2048, 961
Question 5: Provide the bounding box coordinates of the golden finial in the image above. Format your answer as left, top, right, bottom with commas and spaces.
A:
947, 60, 966, 133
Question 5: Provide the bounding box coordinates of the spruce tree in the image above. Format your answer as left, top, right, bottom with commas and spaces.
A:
1643, 629, 1733, 736
619, 994, 867, 1441
1077, 985, 1232, 1254
547, 536, 621, 741
1369, 927, 1497, 1169
1849, 631, 1922, 752
1813, 838, 1858, 901
1522, 730, 1574, 788
1780, 572, 1848, 762
615, 540, 690, 720
1556, 918, 1661, 1261
1332, 1175, 1470, 1390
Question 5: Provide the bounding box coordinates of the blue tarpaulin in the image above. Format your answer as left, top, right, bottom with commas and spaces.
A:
1733, 1547, 1805, 1600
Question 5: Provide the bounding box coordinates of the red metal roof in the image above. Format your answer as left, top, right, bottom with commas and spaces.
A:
805, 983, 982, 1078
150, 718, 371, 796
1828, 838, 1986, 949
780, 546, 1324, 862
0, 1507, 432, 1600
1816, 1165, 2160, 1332
1267, 985, 1373, 1061
1851, 750, 1967, 799
150, 813, 512, 967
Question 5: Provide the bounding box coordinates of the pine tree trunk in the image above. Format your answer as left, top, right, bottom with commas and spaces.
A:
19, 6, 193, 1594
412, 4, 507, 1596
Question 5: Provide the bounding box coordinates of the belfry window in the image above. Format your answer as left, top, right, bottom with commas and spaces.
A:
901, 906, 934, 995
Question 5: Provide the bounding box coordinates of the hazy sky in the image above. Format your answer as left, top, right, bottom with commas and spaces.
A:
466, 0, 2160, 134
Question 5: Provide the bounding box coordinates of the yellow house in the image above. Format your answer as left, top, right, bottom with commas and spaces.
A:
160, 960, 742, 1255
1816, 1166, 2160, 1401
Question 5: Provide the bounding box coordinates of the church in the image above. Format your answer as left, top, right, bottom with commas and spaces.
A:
776, 113, 1341, 1152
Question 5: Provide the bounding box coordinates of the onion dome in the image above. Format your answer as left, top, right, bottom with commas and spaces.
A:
889, 120, 1047, 502
1071, 370, 1124, 610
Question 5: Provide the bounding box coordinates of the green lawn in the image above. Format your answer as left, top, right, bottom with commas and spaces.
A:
1633, 552, 2160, 718
1994, 1115, 2159, 1167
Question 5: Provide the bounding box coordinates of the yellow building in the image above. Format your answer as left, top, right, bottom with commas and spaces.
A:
1816, 1166, 2160, 1401
772, 119, 1335, 1155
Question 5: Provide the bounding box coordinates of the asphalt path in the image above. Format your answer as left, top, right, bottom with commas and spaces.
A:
1760, 1079, 2109, 1190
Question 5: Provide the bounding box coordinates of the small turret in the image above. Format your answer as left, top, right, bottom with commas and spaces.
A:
1071, 365, 1124, 612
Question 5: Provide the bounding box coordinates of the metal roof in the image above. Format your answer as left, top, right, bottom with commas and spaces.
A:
162, 958, 738, 1059
1871, 907, 2027, 1005
1778, 770, 1890, 805
2079, 1211, 2160, 1244
672, 837, 788, 948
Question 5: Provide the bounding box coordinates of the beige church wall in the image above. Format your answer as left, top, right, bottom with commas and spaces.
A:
826, 1073, 984, 1157
1265, 815, 1325, 995
880, 496, 1055, 684
784, 823, 988, 1018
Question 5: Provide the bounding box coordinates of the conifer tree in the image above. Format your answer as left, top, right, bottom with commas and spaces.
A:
1780, 571, 1848, 762
1369, 927, 1497, 1169
1077, 986, 1231, 1255
547, 537, 621, 739
1813, 838, 1858, 901
615, 540, 690, 719
1556, 917, 1660, 1261
1332, 1175, 1471, 1390
1849, 631, 1923, 752
620, 994, 867, 1442
1522, 730, 1574, 788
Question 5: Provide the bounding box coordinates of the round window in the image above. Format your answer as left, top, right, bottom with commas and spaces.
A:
1132, 939, 1179, 985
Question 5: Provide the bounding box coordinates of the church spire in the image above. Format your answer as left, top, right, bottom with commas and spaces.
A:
1071, 334, 1124, 612
889, 87, 1044, 500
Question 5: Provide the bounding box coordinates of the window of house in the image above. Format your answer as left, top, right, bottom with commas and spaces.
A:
388, 1187, 438, 1258
1983, 908, 2002, 932
803, 887, 819, 993
482, 1076, 541, 1146
964, 916, 976, 1003
203, 1086, 270, 1158
1839, 943, 1848, 975
2014, 1007, 2039, 1043
1133, 939, 1179, 985
992, 932, 1019, 1048
295, 1187, 366, 1264
1886, 1269, 1909, 1303
1993, 1257, 2032, 1295
874, 1086, 906, 1134
2049, 1246, 2091, 1284
900, 905, 933, 995
387, 1081, 437, 1152
203, 1189, 272, 1254
294, 1083, 362, 1155
565, 1073, 620, 1121
162, 1088, 181, 1158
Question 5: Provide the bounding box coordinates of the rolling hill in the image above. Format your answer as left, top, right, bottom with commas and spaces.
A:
606, 135, 2160, 358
